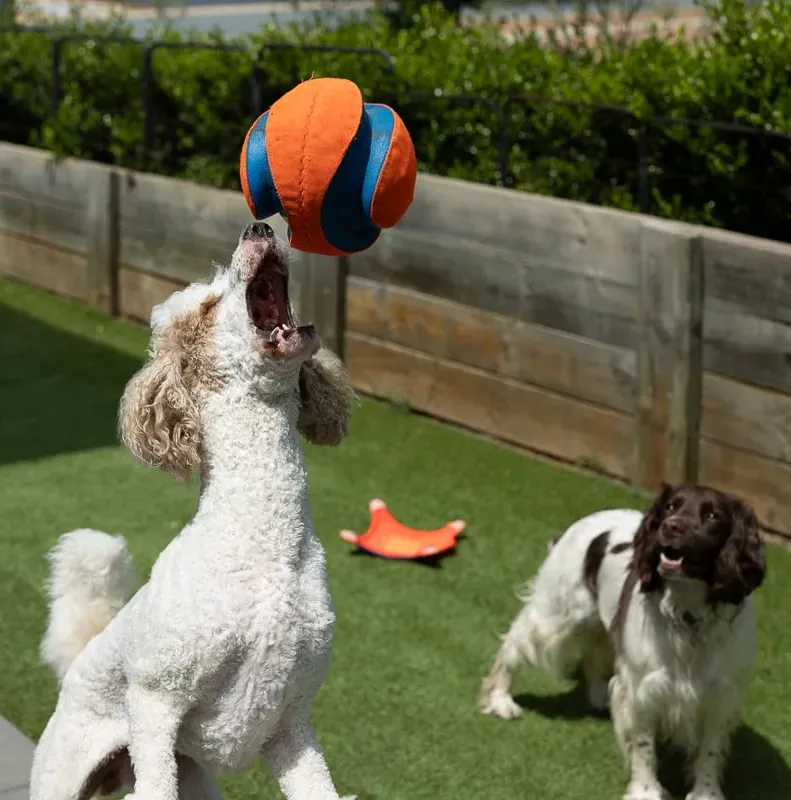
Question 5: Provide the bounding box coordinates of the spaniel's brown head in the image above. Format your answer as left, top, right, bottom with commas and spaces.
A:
633, 483, 766, 606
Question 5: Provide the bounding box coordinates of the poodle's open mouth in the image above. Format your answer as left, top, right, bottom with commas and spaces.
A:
246, 251, 296, 338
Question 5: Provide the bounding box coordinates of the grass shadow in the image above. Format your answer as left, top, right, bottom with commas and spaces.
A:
656, 726, 791, 799
514, 683, 609, 721
517, 683, 790, 800
0, 302, 142, 467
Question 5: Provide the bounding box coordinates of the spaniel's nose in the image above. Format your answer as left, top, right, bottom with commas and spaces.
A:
242, 221, 275, 241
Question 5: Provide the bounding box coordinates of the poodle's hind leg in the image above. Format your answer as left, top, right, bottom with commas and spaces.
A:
122, 685, 186, 800
479, 603, 534, 720
262, 716, 346, 800
177, 755, 223, 800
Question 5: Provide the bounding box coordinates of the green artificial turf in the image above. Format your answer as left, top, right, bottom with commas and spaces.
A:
1, 276, 790, 799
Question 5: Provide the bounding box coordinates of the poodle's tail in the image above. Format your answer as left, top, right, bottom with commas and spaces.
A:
40, 529, 138, 682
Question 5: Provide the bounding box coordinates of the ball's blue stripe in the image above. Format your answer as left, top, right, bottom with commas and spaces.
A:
245, 112, 283, 220
361, 104, 396, 218
320, 103, 380, 254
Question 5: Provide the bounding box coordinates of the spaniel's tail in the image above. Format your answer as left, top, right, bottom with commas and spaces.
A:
40, 529, 138, 682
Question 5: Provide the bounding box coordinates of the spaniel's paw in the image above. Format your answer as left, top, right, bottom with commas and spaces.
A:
623, 781, 665, 800
685, 787, 725, 800
479, 689, 523, 720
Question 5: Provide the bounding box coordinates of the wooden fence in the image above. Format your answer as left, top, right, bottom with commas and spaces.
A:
2, 141, 791, 537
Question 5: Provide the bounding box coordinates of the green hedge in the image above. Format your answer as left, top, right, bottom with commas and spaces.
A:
1, 0, 790, 241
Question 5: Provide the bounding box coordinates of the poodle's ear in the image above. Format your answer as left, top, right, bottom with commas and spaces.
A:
634, 482, 675, 593
118, 346, 200, 481
297, 347, 353, 446
708, 500, 766, 606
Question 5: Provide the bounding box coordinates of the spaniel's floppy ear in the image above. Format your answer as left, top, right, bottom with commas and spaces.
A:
118, 344, 200, 481
708, 500, 766, 606
633, 482, 675, 593
298, 347, 353, 446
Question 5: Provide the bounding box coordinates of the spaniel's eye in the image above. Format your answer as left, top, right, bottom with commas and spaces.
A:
706, 511, 718, 523
665, 500, 678, 513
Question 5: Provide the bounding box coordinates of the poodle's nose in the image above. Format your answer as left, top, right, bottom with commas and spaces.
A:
242, 221, 275, 241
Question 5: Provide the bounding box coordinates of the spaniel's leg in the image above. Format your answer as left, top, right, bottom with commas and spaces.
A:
122, 685, 185, 800
610, 674, 665, 800
685, 686, 740, 800
479, 605, 533, 719
262, 715, 350, 800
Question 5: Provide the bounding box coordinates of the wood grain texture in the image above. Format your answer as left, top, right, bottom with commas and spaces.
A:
0, 143, 94, 256
346, 276, 636, 413
702, 373, 791, 465
118, 267, 185, 323
0, 233, 87, 300
349, 225, 638, 348
346, 332, 633, 478
703, 227, 791, 326
700, 439, 791, 536
404, 173, 643, 286
86, 167, 120, 314
118, 170, 288, 284
0, 143, 95, 204
703, 299, 791, 395
635, 220, 703, 489
290, 252, 347, 358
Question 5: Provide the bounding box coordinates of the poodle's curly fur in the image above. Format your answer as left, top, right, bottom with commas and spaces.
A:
31, 225, 356, 800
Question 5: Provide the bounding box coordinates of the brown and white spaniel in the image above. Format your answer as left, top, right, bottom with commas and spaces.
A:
480, 483, 766, 800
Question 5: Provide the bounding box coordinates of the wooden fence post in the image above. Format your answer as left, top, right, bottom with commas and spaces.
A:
85, 164, 119, 315
289, 252, 348, 360
635, 219, 704, 490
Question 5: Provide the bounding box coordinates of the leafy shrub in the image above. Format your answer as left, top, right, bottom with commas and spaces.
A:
1, 0, 790, 241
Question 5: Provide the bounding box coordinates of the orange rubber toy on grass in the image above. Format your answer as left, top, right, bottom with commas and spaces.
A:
340, 499, 465, 560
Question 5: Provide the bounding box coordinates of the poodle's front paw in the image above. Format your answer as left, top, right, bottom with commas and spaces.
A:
480, 688, 523, 720
685, 787, 725, 800
623, 780, 665, 800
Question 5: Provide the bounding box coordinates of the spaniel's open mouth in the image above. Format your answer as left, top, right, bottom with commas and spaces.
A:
659, 547, 684, 575
246, 251, 296, 338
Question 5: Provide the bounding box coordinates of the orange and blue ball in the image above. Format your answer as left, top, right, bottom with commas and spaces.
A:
240, 77, 417, 257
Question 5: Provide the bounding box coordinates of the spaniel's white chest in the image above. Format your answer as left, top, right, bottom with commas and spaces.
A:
622, 593, 756, 752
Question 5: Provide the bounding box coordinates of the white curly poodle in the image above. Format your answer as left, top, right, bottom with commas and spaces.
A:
30, 221, 356, 800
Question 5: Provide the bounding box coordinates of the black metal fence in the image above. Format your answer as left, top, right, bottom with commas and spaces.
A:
2, 25, 790, 241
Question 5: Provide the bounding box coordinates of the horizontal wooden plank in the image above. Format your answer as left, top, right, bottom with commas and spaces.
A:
703, 300, 791, 395
0, 142, 95, 206
0, 189, 88, 256
0, 232, 87, 301
346, 276, 636, 413
700, 439, 791, 537
349, 226, 637, 348
118, 170, 290, 284
703, 227, 791, 326
702, 373, 791, 464
346, 332, 633, 479
405, 173, 643, 286
118, 266, 186, 323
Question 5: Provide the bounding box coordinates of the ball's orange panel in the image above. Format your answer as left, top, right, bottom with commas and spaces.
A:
266, 77, 362, 255
340, 500, 465, 560
370, 111, 418, 229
